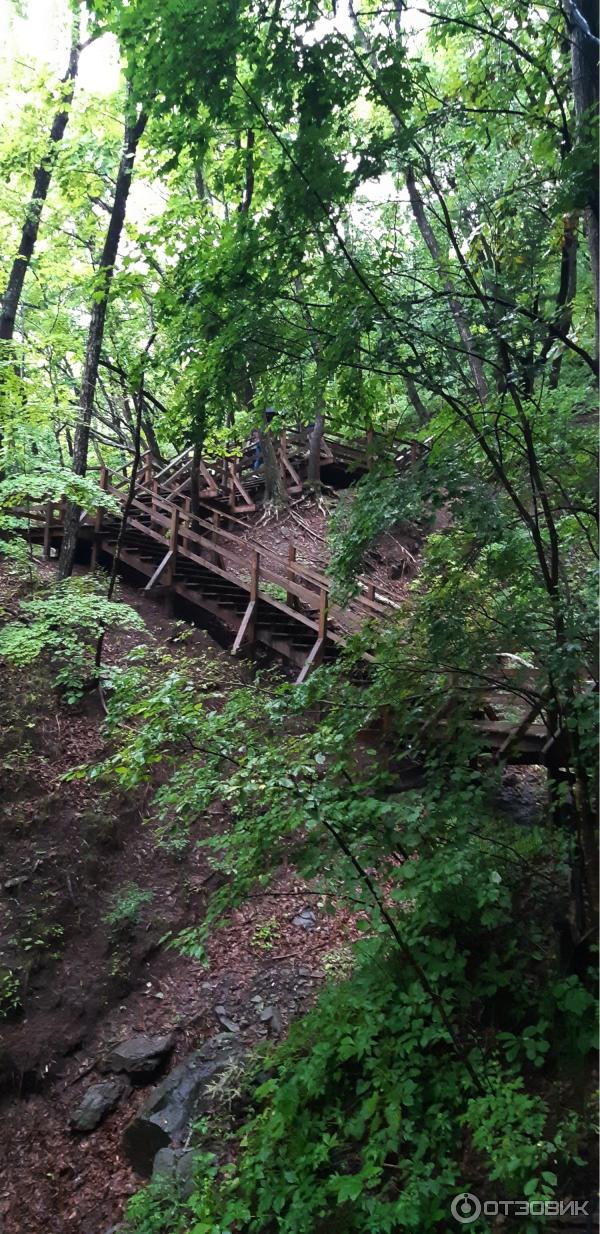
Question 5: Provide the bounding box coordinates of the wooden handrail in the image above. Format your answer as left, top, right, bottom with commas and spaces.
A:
109, 480, 396, 627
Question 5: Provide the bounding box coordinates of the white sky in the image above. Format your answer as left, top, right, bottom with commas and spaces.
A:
0, 0, 425, 219
0, 0, 121, 93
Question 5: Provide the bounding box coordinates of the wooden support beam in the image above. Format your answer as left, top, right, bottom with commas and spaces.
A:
493, 689, 551, 765
366, 427, 374, 470
212, 512, 224, 568
144, 549, 174, 591
232, 550, 259, 655
43, 503, 52, 558
250, 549, 259, 601
182, 498, 191, 552
167, 505, 180, 584
296, 638, 325, 683
287, 544, 299, 609
232, 599, 257, 655
318, 587, 328, 640
91, 465, 109, 569
296, 588, 328, 683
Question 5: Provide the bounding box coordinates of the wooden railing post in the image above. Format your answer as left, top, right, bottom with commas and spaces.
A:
318, 587, 328, 641
232, 550, 259, 655
229, 461, 236, 512
144, 450, 153, 488
212, 511, 224, 569
296, 586, 328, 684
150, 480, 158, 533
366, 582, 375, 602
250, 549, 260, 602
182, 498, 191, 553
43, 502, 53, 558
366, 427, 374, 471
167, 505, 180, 585
287, 543, 298, 609
91, 466, 109, 569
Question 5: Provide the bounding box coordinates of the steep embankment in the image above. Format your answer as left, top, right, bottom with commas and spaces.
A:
0, 560, 365, 1234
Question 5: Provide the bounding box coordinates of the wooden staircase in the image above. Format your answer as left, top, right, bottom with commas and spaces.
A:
14, 444, 577, 766
75, 472, 368, 680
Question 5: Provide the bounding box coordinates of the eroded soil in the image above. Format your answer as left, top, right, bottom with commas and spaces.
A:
0, 562, 362, 1234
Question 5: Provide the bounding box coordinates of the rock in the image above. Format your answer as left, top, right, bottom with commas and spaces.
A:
215, 1005, 240, 1033
152, 1147, 195, 1198
122, 1037, 244, 1177
3, 875, 29, 892
292, 908, 316, 931
70, 1078, 128, 1132
259, 1005, 283, 1036
100, 1033, 174, 1078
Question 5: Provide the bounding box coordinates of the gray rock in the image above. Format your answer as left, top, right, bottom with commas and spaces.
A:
122, 1037, 244, 1176
100, 1033, 174, 1078
152, 1147, 195, 1198
259, 1005, 283, 1036
70, 1078, 128, 1132
292, 908, 316, 930
215, 1005, 240, 1033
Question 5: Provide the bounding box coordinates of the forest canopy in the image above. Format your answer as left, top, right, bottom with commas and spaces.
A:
0, 0, 597, 1229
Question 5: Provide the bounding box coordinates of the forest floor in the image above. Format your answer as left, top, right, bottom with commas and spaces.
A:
0, 559, 367, 1234
233, 490, 421, 605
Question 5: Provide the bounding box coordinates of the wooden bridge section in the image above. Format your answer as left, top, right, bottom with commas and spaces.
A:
18, 438, 573, 768
37, 453, 398, 683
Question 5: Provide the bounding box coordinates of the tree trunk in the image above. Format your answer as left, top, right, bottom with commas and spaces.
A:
404, 377, 430, 425
404, 165, 489, 404
0, 7, 81, 342
294, 275, 326, 490
94, 378, 145, 674
58, 105, 147, 580
190, 441, 202, 517
550, 213, 579, 388
566, 0, 599, 356
142, 410, 162, 462
260, 429, 288, 507
307, 410, 325, 488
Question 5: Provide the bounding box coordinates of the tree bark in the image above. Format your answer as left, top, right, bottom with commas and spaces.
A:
404, 165, 489, 404
294, 274, 326, 489
404, 376, 430, 425
307, 411, 325, 488
566, 0, 599, 356
190, 441, 202, 517
550, 213, 579, 388
259, 428, 288, 507
58, 105, 147, 580
0, 7, 82, 341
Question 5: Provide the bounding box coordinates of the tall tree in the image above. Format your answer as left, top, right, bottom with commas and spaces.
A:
565, 0, 599, 354
58, 101, 147, 579
0, 4, 82, 342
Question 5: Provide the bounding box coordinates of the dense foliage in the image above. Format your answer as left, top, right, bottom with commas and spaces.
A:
0, 0, 597, 1229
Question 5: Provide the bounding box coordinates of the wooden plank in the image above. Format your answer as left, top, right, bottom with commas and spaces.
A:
144, 549, 174, 592
296, 638, 325, 684
493, 692, 549, 764
168, 505, 180, 584
153, 446, 192, 483
318, 588, 328, 640
287, 544, 298, 610
43, 504, 52, 557
232, 599, 257, 655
